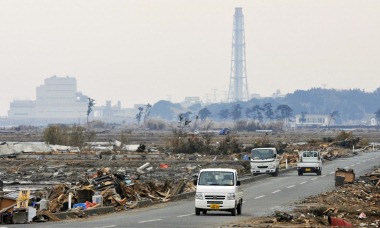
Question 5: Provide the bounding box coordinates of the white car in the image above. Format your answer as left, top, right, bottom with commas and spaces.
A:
194, 168, 243, 216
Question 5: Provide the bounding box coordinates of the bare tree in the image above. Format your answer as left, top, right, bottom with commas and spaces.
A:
328, 111, 340, 126
136, 107, 144, 126
87, 98, 95, 130
143, 103, 152, 124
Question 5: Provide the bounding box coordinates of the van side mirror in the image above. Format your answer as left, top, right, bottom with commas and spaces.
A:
193, 179, 197, 185
236, 180, 241, 186
273, 154, 277, 158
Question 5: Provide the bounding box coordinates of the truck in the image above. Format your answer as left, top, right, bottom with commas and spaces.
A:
194, 168, 243, 216
297, 150, 322, 176
250, 148, 280, 176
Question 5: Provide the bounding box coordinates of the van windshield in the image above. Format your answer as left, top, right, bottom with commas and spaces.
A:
251, 149, 275, 160
198, 171, 234, 186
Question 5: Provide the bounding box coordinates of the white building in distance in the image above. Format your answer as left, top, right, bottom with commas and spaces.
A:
8, 76, 88, 121
294, 114, 334, 127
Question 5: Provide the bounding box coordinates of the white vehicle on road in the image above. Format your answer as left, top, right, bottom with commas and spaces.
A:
194, 168, 243, 216
297, 150, 323, 175
250, 148, 280, 176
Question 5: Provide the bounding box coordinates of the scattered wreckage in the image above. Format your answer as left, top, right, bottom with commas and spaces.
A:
0, 135, 374, 225
0, 166, 196, 224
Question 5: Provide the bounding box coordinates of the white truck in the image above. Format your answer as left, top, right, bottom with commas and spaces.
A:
250, 148, 280, 176
194, 168, 243, 216
297, 150, 322, 176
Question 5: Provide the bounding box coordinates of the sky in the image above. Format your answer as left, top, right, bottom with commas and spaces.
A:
1, 0, 380, 117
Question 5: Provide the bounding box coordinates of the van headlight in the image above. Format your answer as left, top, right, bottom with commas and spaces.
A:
227, 193, 235, 200
268, 164, 275, 169
195, 193, 203, 200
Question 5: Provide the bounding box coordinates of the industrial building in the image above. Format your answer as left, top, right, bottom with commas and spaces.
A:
8, 76, 88, 124
6, 76, 147, 125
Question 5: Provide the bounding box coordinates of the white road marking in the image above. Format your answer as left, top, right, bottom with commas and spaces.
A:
356, 162, 361, 164
329, 172, 335, 174
311, 178, 318, 180
287, 185, 295, 189
255, 195, 265, 199
300, 181, 307, 185
177, 214, 194, 218
345, 166, 349, 169
322, 175, 326, 177
138, 219, 162, 224
93, 226, 116, 228
351, 164, 355, 166
272, 190, 281, 194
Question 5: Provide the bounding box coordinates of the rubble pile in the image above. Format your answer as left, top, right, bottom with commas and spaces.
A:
0, 166, 196, 223
279, 151, 298, 168
322, 148, 357, 161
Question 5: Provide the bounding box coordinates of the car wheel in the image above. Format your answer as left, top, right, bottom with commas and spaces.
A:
237, 201, 242, 215
272, 168, 279, 177
231, 207, 236, 216
195, 208, 200, 215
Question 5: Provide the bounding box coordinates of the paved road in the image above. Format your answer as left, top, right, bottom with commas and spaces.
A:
15, 150, 380, 228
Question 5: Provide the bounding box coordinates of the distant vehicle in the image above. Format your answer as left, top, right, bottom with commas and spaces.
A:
219, 128, 231, 135
250, 148, 280, 176
255, 130, 273, 133
0, 154, 17, 158
194, 168, 243, 216
297, 151, 322, 176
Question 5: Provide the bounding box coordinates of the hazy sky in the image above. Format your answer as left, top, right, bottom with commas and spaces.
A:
1, 1, 379, 116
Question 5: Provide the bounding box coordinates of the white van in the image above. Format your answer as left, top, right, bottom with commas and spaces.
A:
194, 168, 243, 216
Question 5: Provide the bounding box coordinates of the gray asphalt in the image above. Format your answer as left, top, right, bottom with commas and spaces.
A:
14, 150, 380, 228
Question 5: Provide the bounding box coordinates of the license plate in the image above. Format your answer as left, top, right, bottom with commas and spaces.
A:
210, 204, 220, 210
305, 168, 311, 171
